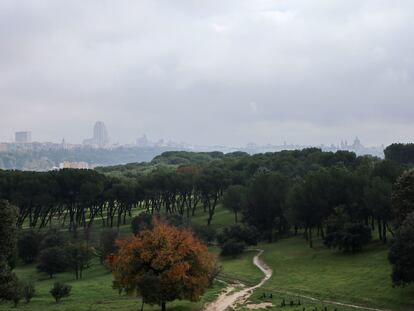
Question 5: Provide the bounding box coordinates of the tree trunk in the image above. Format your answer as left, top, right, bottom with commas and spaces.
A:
161, 302, 166, 311
309, 227, 313, 248
234, 210, 238, 223
377, 220, 382, 241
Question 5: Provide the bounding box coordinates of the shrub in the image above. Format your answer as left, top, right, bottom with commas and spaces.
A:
163, 214, 187, 228
50, 282, 71, 303
217, 224, 259, 246
18, 230, 42, 264
22, 281, 35, 303
37, 247, 67, 278
220, 240, 246, 257
131, 213, 153, 235
191, 224, 217, 244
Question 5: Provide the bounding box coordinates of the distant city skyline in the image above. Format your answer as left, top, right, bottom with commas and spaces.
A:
2, 120, 403, 150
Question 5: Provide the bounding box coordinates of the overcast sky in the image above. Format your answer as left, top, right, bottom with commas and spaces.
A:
0, 0, 413, 147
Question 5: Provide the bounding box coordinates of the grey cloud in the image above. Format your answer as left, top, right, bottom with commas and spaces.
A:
0, 0, 413, 146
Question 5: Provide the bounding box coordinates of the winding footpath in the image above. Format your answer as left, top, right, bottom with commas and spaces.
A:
203, 249, 272, 311
204, 249, 393, 311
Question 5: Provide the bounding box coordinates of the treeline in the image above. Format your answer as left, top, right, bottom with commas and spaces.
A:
0, 146, 409, 241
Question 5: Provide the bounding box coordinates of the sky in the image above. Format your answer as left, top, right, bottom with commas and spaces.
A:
0, 0, 413, 147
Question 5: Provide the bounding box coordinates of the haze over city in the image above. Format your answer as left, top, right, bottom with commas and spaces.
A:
1, 0, 413, 146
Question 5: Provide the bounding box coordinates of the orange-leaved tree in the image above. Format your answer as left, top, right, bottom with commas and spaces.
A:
109, 220, 216, 311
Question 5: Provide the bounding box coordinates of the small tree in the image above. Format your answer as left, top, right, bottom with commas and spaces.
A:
50, 282, 71, 303
98, 228, 119, 264
37, 247, 67, 278
65, 243, 93, 279
18, 230, 42, 264
22, 281, 35, 303
9, 280, 23, 307
111, 221, 216, 311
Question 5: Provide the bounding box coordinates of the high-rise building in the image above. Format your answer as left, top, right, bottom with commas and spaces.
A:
83, 121, 109, 147
15, 131, 32, 143
93, 121, 109, 147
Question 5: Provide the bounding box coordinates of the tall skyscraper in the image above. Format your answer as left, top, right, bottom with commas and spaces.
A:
15, 131, 32, 143
83, 121, 109, 147
93, 121, 109, 147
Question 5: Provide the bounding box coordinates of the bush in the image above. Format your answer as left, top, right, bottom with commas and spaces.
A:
131, 213, 153, 235
217, 224, 259, 246
37, 247, 67, 278
18, 230, 42, 264
163, 214, 187, 228
22, 281, 35, 303
98, 228, 119, 264
220, 240, 246, 257
191, 224, 216, 244
50, 282, 71, 303
0, 262, 20, 305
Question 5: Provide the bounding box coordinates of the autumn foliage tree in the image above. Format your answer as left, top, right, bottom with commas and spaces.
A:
110, 221, 216, 311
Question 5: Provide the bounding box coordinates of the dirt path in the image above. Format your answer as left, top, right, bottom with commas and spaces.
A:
203, 249, 272, 311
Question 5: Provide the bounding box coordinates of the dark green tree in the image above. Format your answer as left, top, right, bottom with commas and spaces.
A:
243, 173, 288, 242
50, 282, 71, 303
222, 185, 246, 223
392, 169, 414, 227
37, 247, 67, 278
388, 212, 414, 287
18, 230, 42, 264
0, 200, 20, 305
98, 228, 119, 264
65, 243, 94, 279
324, 207, 371, 253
